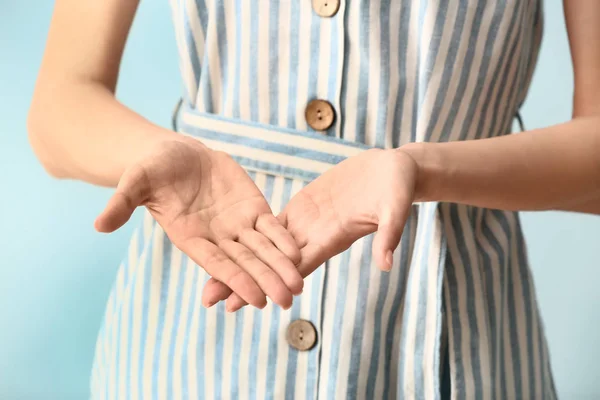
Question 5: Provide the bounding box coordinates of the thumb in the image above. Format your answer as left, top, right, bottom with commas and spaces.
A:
94, 167, 149, 233
372, 204, 410, 272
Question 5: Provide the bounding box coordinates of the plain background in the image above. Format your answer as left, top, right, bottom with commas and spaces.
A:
1, 1, 599, 399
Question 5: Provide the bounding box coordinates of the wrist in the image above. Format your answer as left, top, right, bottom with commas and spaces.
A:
120, 126, 199, 177
398, 142, 444, 203
124, 127, 213, 170
124, 125, 174, 159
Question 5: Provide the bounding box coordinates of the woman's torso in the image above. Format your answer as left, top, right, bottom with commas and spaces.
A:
175, 0, 542, 147
90, 1, 557, 399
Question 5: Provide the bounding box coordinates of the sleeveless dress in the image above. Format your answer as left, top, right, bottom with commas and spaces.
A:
91, 1, 558, 399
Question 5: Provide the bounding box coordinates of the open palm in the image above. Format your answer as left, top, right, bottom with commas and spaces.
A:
203, 148, 419, 311
95, 136, 303, 309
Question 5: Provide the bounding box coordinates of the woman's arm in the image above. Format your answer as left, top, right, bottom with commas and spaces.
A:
28, 0, 175, 187
28, 0, 307, 308
404, 0, 600, 214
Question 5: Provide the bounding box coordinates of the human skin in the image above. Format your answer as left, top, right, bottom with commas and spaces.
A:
28, 0, 600, 312
204, 0, 600, 311
27, 0, 304, 310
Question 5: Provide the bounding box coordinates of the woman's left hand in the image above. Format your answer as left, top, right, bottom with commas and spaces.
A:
201, 148, 420, 311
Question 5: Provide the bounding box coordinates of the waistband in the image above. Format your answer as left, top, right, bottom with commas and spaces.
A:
176, 102, 372, 182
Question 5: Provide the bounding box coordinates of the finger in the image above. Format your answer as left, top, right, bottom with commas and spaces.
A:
277, 206, 314, 250
255, 213, 301, 266
225, 292, 248, 312
296, 242, 333, 278
372, 205, 410, 272
181, 237, 267, 309
220, 239, 293, 310
217, 211, 305, 313
94, 166, 149, 233
224, 240, 327, 313
202, 277, 232, 307
238, 228, 304, 295
94, 193, 138, 233
202, 279, 248, 313
202, 277, 232, 306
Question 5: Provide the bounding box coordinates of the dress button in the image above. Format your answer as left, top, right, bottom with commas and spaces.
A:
305, 99, 335, 131
286, 319, 317, 351
312, 0, 340, 18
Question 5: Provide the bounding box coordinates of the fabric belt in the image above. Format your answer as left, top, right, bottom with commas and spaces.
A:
176, 102, 371, 182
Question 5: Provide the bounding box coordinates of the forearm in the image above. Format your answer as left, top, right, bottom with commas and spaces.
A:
562, 197, 600, 214
26, 0, 177, 187
405, 116, 600, 214
28, 79, 175, 187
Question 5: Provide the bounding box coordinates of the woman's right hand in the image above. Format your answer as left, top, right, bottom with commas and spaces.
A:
94, 135, 303, 310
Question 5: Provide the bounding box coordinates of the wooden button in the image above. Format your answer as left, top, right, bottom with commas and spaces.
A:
286, 319, 317, 351
312, 0, 340, 18
305, 99, 335, 131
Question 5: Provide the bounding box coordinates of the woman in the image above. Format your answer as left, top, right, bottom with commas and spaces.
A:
28, 0, 600, 398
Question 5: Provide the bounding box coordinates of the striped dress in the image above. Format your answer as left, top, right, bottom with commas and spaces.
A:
90, 0, 558, 399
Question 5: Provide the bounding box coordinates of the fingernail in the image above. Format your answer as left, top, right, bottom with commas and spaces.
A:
385, 250, 393, 271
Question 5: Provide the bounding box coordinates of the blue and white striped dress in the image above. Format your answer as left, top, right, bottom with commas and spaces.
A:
91, 0, 558, 399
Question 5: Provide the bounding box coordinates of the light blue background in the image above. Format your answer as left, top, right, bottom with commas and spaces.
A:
1, 1, 599, 399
